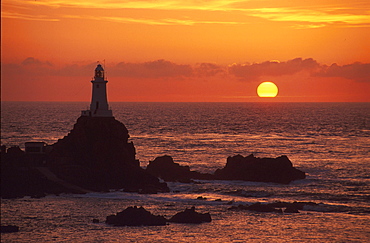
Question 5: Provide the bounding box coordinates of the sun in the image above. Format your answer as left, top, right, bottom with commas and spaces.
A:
257, 82, 278, 98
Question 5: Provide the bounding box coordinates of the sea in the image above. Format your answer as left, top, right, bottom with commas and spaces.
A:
1, 102, 370, 242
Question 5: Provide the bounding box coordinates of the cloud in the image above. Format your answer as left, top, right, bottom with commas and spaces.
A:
315, 62, 370, 82
2, 58, 194, 79
3, 57, 369, 83
194, 63, 226, 77
101, 60, 224, 79
2, 57, 93, 77
246, 7, 370, 28
4, 0, 370, 28
228, 58, 320, 81
228, 58, 370, 83
63, 15, 239, 26
1, 11, 59, 22
112, 60, 193, 78
21, 57, 53, 66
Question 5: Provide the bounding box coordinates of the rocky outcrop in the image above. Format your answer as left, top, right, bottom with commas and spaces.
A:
214, 154, 306, 184
146, 155, 214, 182
105, 206, 211, 226
47, 116, 169, 193
0, 225, 19, 233
169, 207, 212, 224
0, 161, 76, 199
106, 206, 167, 226
147, 154, 305, 185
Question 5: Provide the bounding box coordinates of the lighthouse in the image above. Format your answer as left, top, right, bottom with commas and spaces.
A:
81, 64, 113, 117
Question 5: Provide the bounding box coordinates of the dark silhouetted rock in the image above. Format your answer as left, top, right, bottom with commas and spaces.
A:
146, 154, 305, 185
6, 146, 25, 157
0, 145, 70, 198
247, 203, 282, 213
169, 207, 212, 224
229, 203, 282, 213
284, 206, 300, 213
228, 204, 249, 211
290, 201, 319, 210
214, 154, 306, 184
0, 163, 75, 199
92, 219, 100, 223
138, 184, 165, 194
48, 116, 169, 193
226, 200, 235, 205
146, 155, 214, 182
146, 155, 192, 182
267, 201, 292, 208
1, 225, 19, 233
196, 196, 207, 200
105, 206, 167, 226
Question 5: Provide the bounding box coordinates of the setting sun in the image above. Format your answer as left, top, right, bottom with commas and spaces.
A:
257, 82, 278, 97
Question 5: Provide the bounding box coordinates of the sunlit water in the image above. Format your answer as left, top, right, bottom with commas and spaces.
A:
1, 102, 370, 242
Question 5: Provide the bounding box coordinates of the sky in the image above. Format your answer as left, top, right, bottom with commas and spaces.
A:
1, 0, 370, 102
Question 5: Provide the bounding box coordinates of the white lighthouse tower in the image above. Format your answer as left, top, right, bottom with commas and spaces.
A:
81, 64, 113, 117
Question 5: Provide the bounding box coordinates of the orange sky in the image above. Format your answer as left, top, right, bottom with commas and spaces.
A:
1, 0, 370, 102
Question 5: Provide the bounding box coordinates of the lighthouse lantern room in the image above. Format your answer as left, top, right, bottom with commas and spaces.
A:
81, 64, 113, 117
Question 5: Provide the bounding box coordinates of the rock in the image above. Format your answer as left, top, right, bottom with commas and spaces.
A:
247, 203, 282, 213
228, 204, 249, 211
0, 164, 75, 199
226, 200, 235, 205
48, 116, 169, 193
146, 155, 193, 182
228, 203, 283, 213
197, 196, 207, 200
284, 206, 300, 213
146, 155, 214, 182
146, 154, 305, 185
6, 146, 25, 156
106, 206, 167, 226
138, 184, 165, 194
1, 225, 19, 233
1, 116, 169, 198
267, 201, 292, 208
169, 207, 212, 224
214, 154, 306, 184
92, 219, 100, 223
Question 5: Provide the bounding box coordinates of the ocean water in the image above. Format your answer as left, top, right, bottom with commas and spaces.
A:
1, 102, 370, 242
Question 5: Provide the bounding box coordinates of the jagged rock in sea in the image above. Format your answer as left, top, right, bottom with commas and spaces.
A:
284, 205, 300, 213
146, 155, 214, 182
0, 148, 77, 199
228, 202, 283, 213
168, 206, 212, 224
214, 154, 306, 184
146, 155, 192, 182
147, 154, 305, 184
0, 225, 19, 233
105, 206, 167, 226
247, 202, 283, 213
47, 116, 169, 193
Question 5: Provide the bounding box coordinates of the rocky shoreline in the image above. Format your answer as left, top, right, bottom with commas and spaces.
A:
1, 116, 305, 199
